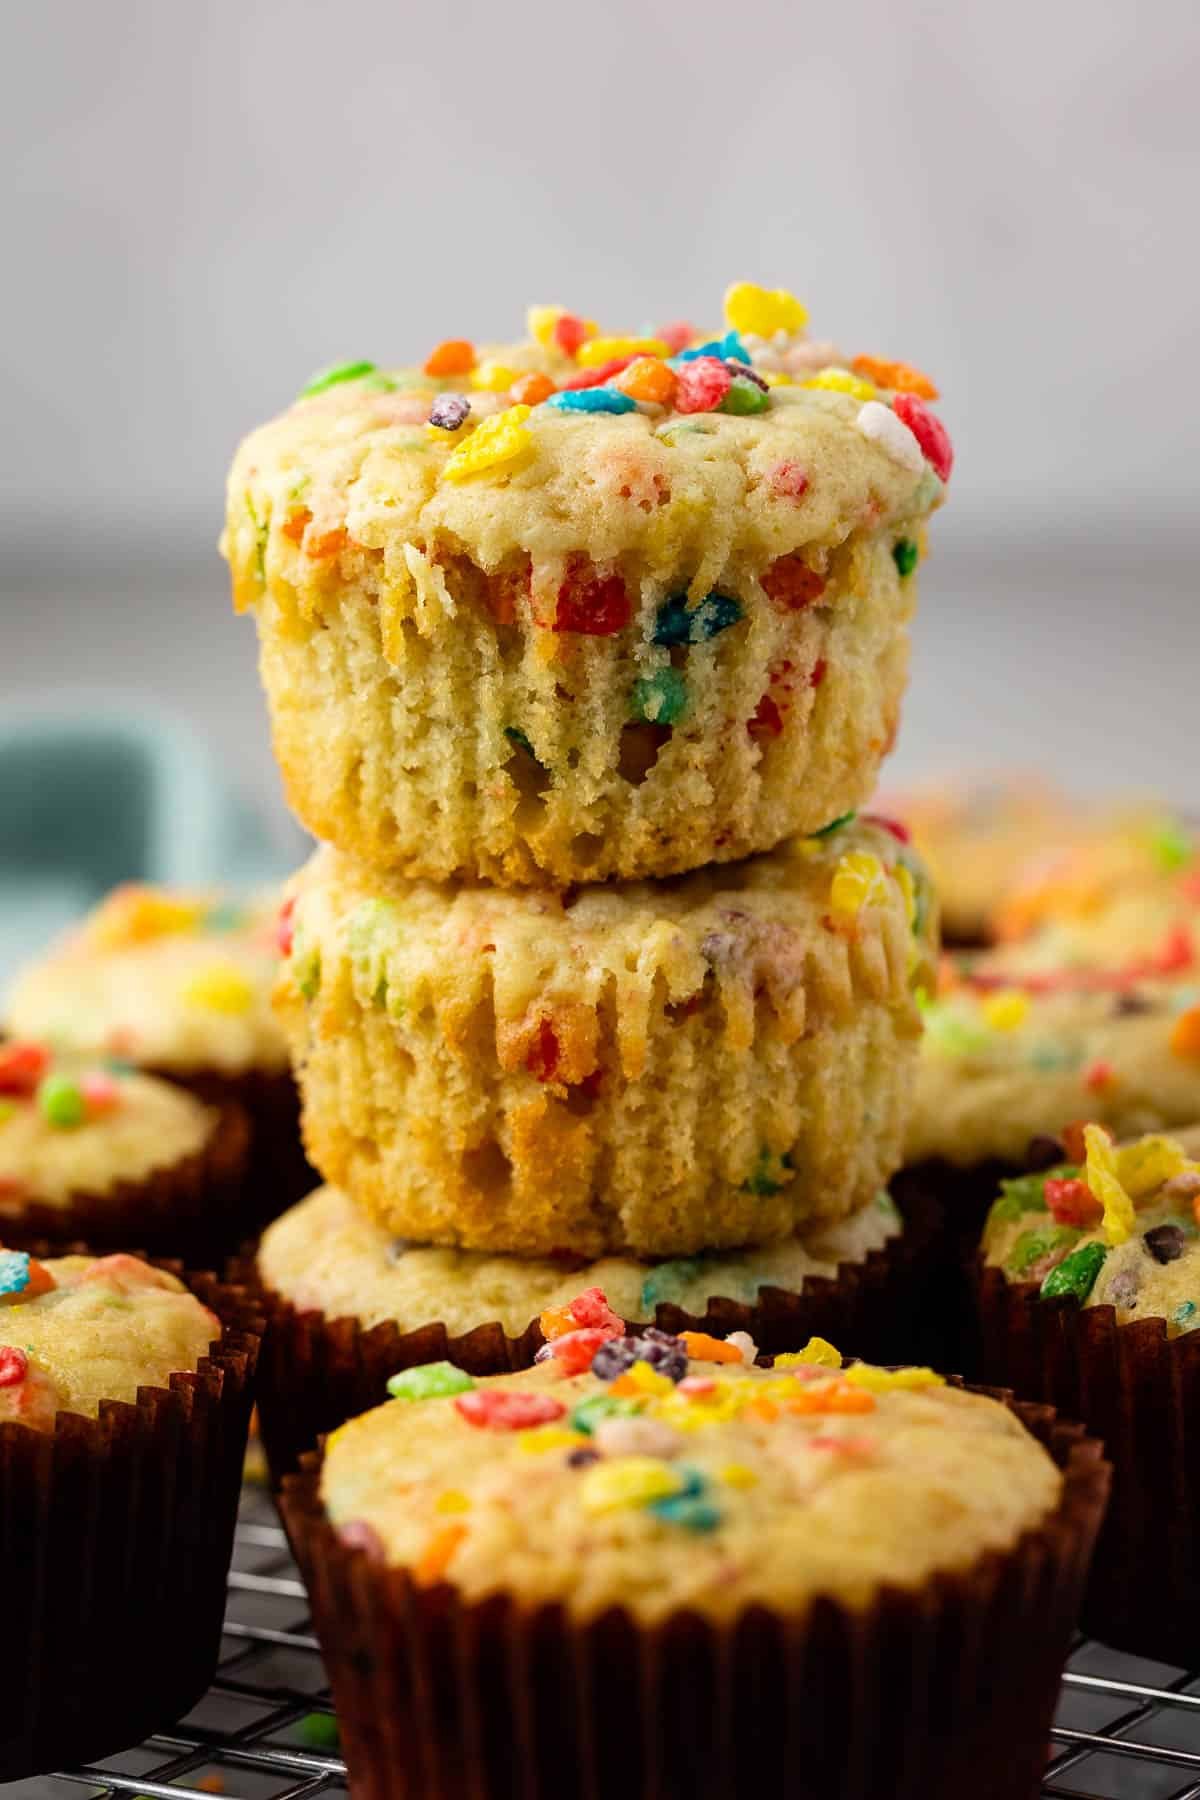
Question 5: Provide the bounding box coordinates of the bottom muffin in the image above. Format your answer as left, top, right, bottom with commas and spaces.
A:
975, 1123, 1200, 1662
0, 1248, 260, 1777
282, 1329, 1107, 1800
0, 1040, 250, 1258
244, 1182, 939, 1478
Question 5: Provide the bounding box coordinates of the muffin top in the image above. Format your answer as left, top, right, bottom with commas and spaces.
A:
981, 1124, 1200, 1332
258, 1184, 902, 1336
0, 1042, 219, 1209
320, 1311, 1059, 1625
908, 977, 1200, 1166
5, 884, 289, 1077
224, 283, 950, 621
280, 815, 936, 1084
0, 1251, 219, 1430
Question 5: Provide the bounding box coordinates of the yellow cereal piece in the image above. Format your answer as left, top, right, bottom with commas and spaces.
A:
576, 336, 670, 368
470, 360, 518, 393
1084, 1124, 1135, 1245
526, 305, 564, 347
829, 851, 888, 923
1114, 1134, 1191, 1199
761, 370, 794, 387
88, 888, 204, 950
803, 368, 878, 401
775, 1337, 842, 1370
894, 862, 918, 932
516, 1426, 586, 1455
981, 990, 1031, 1032
615, 1359, 675, 1398
719, 1462, 759, 1489
843, 1364, 944, 1392
179, 964, 255, 1015
434, 1489, 471, 1514
579, 1456, 682, 1515
442, 406, 534, 483
723, 282, 809, 338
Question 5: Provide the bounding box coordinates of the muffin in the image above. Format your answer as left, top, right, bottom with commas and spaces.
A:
244, 1182, 939, 1476
0, 1248, 260, 1777
276, 815, 937, 1257
877, 773, 1076, 946
281, 1322, 1106, 1800
5, 882, 314, 1219
223, 284, 951, 886
976, 1123, 1200, 1661
0, 1040, 249, 1257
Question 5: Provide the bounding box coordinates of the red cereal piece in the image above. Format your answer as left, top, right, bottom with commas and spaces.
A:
861, 813, 911, 844
1062, 1120, 1103, 1163
454, 1390, 568, 1431
553, 562, 632, 635
1044, 1178, 1102, 1227
674, 356, 732, 414
81, 1071, 120, 1116
276, 896, 296, 957
0, 1042, 51, 1097
526, 1017, 560, 1081
560, 357, 637, 392
769, 461, 810, 501
552, 313, 590, 356
0, 1346, 28, 1388
657, 320, 698, 355
810, 658, 827, 688
1084, 1059, 1116, 1093
761, 553, 826, 611
568, 1286, 623, 1333
546, 1327, 613, 1375
892, 395, 954, 483
678, 1375, 717, 1397
747, 694, 784, 741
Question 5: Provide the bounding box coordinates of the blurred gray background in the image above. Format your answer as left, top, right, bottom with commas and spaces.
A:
2, 0, 1197, 860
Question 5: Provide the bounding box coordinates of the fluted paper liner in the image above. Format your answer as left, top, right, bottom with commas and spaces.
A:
280, 1385, 1108, 1800
0, 1102, 250, 1263
161, 1063, 316, 1229
976, 1257, 1200, 1664
237, 1189, 940, 1482
0, 1265, 262, 1779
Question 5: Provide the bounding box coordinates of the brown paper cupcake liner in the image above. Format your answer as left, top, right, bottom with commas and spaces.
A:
0, 1263, 262, 1779
0, 1101, 251, 1263
155, 1063, 317, 1228
975, 1258, 1200, 1664
279, 1383, 1108, 1800
236, 1187, 941, 1484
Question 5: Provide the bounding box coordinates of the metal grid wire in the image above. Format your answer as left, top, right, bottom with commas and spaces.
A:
9, 1485, 1200, 1800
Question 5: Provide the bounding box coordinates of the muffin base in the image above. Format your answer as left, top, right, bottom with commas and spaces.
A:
280, 1384, 1107, 1800
975, 1259, 1200, 1665
0, 1101, 250, 1263
0, 1265, 261, 1778
240, 1189, 939, 1482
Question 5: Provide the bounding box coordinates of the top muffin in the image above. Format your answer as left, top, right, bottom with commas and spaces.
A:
224, 284, 951, 885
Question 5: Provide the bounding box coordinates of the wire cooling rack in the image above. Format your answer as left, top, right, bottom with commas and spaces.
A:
8, 1482, 1200, 1800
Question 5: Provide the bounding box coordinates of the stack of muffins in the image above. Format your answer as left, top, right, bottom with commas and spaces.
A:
212, 291, 1118, 1799
223, 284, 953, 1472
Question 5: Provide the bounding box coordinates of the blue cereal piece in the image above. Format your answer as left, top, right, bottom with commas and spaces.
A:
546, 387, 637, 414
652, 592, 743, 647
0, 1251, 32, 1300
640, 1259, 704, 1312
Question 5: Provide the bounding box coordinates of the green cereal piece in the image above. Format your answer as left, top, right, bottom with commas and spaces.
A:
652, 592, 743, 647
504, 725, 537, 758
876, 1189, 900, 1220
297, 1711, 340, 1749
295, 947, 322, 1002
1150, 818, 1194, 873
245, 491, 268, 582
991, 1168, 1071, 1224
38, 1074, 85, 1129
640, 1260, 703, 1312
1173, 1301, 1198, 1331
741, 1148, 794, 1197
387, 1362, 474, 1402
631, 669, 688, 726
811, 811, 857, 839
892, 538, 919, 578
720, 375, 770, 416
569, 1393, 637, 1436
1040, 1241, 1107, 1303
300, 360, 379, 398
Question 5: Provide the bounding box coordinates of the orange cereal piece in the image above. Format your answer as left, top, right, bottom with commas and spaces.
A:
615, 357, 679, 407
824, 1385, 877, 1414
281, 508, 311, 543
538, 1304, 576, 1341
424, 339, 476, 377
510, 371, 556, 407
415, 1522, 467, 1586
851, 354, 939, 400
305, 527, 348, 560
1170, 1005, 1200, 1059
744, 1398, 780, 1422
679, 1331, 743, 1364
